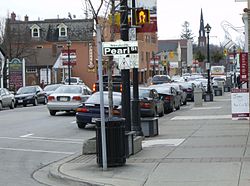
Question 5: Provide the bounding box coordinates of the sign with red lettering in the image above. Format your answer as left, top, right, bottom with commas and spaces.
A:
239, 52, 248, 82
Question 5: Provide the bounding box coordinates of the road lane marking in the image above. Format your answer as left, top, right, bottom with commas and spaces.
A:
20, 133, 34, 137
71, 121, 76, 124
191, 107, 221, 110
171, 115, 231, 120
142, 139, 185, 148
0, 147, 74, 155
0, 136, 83, 144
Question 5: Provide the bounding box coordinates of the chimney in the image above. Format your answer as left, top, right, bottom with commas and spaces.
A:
24, 15, 29, 21
52, 44, 57, 57
11, 12, 16, 21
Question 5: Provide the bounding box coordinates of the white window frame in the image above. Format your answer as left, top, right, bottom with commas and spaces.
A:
57, 23, 68, 37
30, 24, 40, 38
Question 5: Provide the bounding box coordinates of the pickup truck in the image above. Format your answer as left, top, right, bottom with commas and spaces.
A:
92, 75, 122, 92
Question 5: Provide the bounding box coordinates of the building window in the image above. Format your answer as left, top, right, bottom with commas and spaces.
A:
60, 27, 66, 36
36, 45, 43, 49
30, 24, 40, 38
26, 67, 37, 73
58, 23, 68, 37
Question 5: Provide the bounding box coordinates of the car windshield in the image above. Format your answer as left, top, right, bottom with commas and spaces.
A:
65, 78, 78, 83
152, 75, 170, 82
55, 86, 81, 93
139, 89, 150, 98
153, 87, 171, 94
17, 87, 36, 94
44, 84, 61, 91
85, 92, 121, 106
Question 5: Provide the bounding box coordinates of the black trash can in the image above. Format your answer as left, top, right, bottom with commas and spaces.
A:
96, 117, 126, 167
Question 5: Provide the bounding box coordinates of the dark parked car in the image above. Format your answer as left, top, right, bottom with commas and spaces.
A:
15, 85, 47, 107
151, 75, 171, 85
149, 85, 180, 113
0, 88, 15, 110
177, 82, 196, 101
76, 91, 122, 129
138, 87, 164, 117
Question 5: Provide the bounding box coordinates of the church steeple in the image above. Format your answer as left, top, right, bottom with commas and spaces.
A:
198, 8, 206, 47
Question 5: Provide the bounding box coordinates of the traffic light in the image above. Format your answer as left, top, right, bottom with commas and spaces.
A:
223, 49, 227, 56
136, 9, 150, 25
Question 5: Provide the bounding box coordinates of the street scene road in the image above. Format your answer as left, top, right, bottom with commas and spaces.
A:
0, 105, 95, 186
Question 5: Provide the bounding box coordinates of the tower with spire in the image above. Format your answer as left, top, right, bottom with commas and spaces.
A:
198, 8, 206, 48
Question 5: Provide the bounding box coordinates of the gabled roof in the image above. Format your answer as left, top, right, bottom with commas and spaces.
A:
7, 18, 94, 42
158, 39, 188, 52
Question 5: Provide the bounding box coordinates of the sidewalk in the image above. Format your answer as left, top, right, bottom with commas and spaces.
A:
33, 92, 250, 186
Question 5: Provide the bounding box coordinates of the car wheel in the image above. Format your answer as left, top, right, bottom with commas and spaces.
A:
43, 97, 47, 105
152, 108, 157, 117
49, 110, 57, 116
9, 101, 15, 109
23, 103, 27, 107
77, 122, 87, 129
176, 104, 180, 110
33, 98, 38, 106
183, 100, 187, 105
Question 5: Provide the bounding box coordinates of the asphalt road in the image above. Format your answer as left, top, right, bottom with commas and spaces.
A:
0, 105, 95, 186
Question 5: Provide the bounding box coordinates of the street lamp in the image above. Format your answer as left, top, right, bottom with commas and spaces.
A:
152, 51, 156, 77
205, 23, 213, 101
67, 40, 72, 85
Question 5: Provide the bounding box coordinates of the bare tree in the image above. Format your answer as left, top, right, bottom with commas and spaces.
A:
181, 21, 194, 41
0, 15, 35, 88
84, 0, 117, 117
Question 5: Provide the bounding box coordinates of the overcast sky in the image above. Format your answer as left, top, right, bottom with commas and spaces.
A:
0, 0, 247, 45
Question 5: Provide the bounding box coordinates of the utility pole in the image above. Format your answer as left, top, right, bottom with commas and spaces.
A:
120, 0, 131, 131
131, 0, 142, 136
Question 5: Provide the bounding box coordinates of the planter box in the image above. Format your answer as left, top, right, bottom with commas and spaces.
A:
141, 117, 159, 137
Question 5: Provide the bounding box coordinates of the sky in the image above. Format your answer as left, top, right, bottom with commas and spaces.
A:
0, 0, 247, 46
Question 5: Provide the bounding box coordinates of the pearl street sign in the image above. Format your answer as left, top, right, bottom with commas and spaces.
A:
102, 40, 138, 56
102, 40, 139, 69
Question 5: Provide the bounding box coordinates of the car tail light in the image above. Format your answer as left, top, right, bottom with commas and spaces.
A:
140, 102, 151, 109
186, 88, 193, 92
72, 96, 81, 101
76, 107, 89, 112
112, 109, 121, 116
92, 84, 96, 92
165, 95, 171, 101
120, 84, 122, 92
48, 96, 55, 101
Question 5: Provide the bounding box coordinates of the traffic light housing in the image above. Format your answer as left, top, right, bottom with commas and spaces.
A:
136, 9, 150, 25
223, 49, 227, 56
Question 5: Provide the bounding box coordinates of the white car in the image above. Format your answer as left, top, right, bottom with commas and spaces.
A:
63, 77, 83, 85
47, 85, 92, 116
0, 88, 15, 110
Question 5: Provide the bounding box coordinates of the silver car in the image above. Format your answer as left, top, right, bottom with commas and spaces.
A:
0, 88, 15, 110
47, 85, 92, 116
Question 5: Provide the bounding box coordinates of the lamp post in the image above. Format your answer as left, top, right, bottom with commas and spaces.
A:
152, 51, 156, 77
67, 40, 72, 85
205, 23, 213, 101
233, 45, 237, 88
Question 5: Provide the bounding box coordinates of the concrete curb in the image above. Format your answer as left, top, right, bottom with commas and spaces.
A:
48, 153, 104, 186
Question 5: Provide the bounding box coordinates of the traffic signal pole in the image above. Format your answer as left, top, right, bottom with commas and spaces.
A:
131, 0, 143, 136
120, 0, 131, 131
